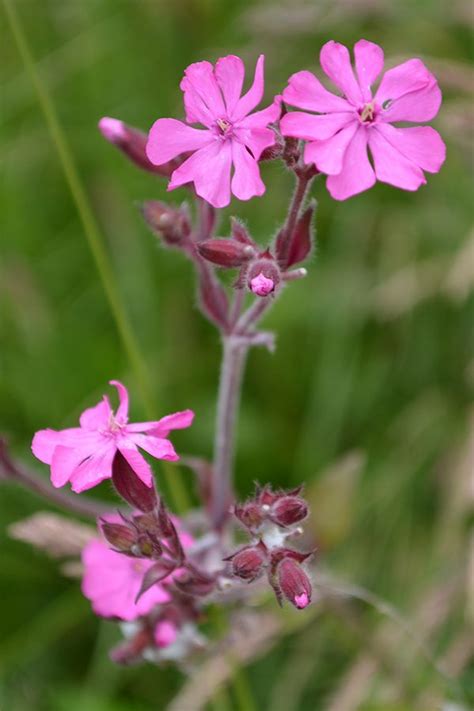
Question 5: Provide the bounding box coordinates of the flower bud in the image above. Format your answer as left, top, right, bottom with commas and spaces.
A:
247, 257, 280, 297
198, 239, 255, 268
173, 565, 216, 597
141, 201, 191, 248
112, 451, 158, 513
234, 502, 264, 531
99, 117, 175, 176
100, 520, 136, 553
272, 496, 308, 527
226, 545, 266, 582
277, 558, 312, 609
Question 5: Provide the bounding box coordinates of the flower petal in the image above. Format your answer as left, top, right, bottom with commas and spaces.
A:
79, 397, 112, 430
116, 444, 153, 487
354, 39, 384, 102
374, 59, 436, 107
32, 427, 102, 463
368, 126, 426, 191
320, 41, 363, 106
109, 380, 129, 424
304, 120, 359, 175
130, 433, 179, 462
32, 427, 80, 463
232, 55, 265, 122
127, 409, 195, 437
231, 142, 265, 201
375, 124, 446, 173
69, 443, 116, 493
234, 96, 281, 160
146, 118, 212, 165
169, 140, 232, 208
380, 79, 442, 123
51, 445, 88, 488
282, 70, 352, 113
180, 60, 226, 122
215, 55, 245, 116
281, 110, 354, 141
326, 127, 376, 200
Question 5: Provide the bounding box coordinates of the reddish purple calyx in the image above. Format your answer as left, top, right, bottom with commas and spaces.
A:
250, 272, 274, 297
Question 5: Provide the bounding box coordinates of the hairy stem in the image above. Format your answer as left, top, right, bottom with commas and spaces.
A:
211, 337, 248, 530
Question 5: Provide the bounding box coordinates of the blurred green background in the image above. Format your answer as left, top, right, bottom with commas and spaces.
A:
1, 0, 473, 709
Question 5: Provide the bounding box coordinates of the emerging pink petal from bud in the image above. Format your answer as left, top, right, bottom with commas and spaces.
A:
250, 272, 275, 297
99, 116, 177, 176
99, 117, 126, 143
277, 557, 312, 610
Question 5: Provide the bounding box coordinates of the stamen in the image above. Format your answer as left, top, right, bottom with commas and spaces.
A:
360, 102, 375, 123
216, 118, 232, 134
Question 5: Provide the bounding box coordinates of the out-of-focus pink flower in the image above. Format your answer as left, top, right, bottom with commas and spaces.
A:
154, 620, 178, 648
146, 55, 281, 208
281, 40, 446, 200
82, 515, 193, 621
32, 381, 194, 493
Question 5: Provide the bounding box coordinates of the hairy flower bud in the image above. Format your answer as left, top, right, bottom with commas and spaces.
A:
272, 496, 308, 527
112, 451, 158, 513
100, 520, 136, 553
198, 239, 255, 268
277, 558, 312, 609
99, 117, 175, 176
226, 545, 266, 582
141, 201, 191, 248
234, 502, 264, 531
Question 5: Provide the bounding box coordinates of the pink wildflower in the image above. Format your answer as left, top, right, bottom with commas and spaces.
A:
280, 40, 446, 200
146, 55, 281, 208
154, 620, 178, 648
32, 380, 194, 493
81, 516, 194, 621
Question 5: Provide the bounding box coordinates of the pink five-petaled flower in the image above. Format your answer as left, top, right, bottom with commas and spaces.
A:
146, 55, 281, 208
32, 380, 194, 493
280, 40, 446, 200
81, 515, 194, 621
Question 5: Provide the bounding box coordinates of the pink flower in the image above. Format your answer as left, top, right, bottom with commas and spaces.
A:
32, 380, 194, 493
280, 40, 446, 200
81, 515, 194, 621
146, 55, 281, 208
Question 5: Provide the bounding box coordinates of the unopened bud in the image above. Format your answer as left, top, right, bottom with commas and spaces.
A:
227, 546, 266, 582
234, 502, 264, 531
272, 496, 308, 527
99, 117, 175, 176
277, 558, 312, 609
198, 239, 255, 268
100, 520, 136, 552
141, 200, 191, 248
112, 451, 158, 513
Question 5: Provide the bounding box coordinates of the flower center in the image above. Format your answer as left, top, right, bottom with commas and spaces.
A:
359, 101, 377, 124
215, 117, 233, 139
107, 414, 124, 434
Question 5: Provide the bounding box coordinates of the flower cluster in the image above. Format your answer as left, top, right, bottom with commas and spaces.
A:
138, 41, 445, 208
226, 485, 314, 609
19, 39, 446, 670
